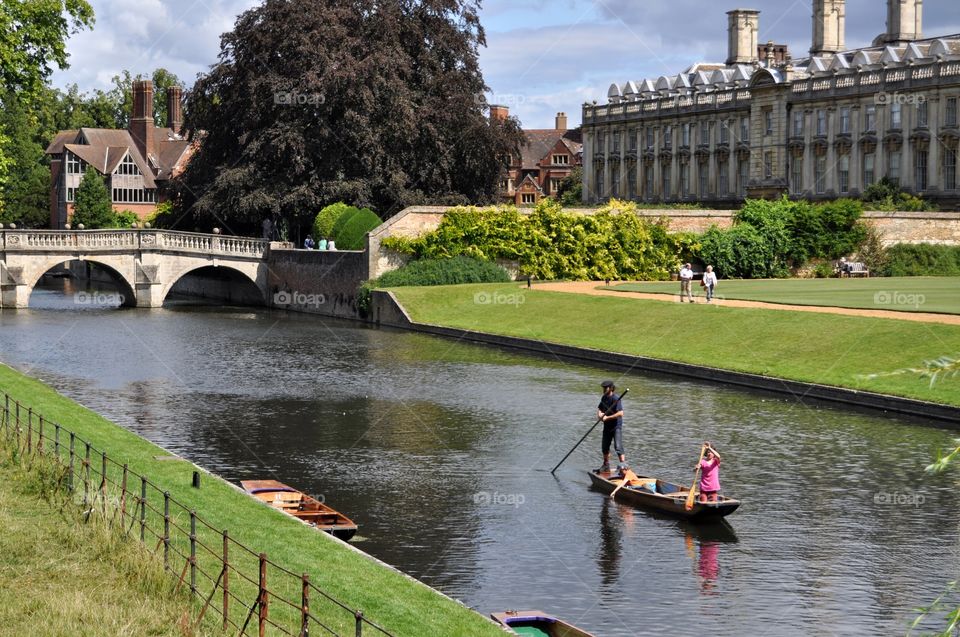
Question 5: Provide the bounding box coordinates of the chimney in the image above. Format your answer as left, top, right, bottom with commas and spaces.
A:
877, 0, 922, 46
811, 0, 846, 56
727, 9, 760, 65
555, 112, 568, 130
489, 104, 509, 122
166, 86, 183, 135
129, 79, 155, 162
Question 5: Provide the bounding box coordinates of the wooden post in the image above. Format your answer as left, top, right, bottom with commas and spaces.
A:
163, 491, 170, 571
140, 477, 147, 542
83, 442, 91, 508
68, 433, 75, 492
15, 401, 20, 450
120, 464, 128, 527
3, 393, 8, 438
355, 611, 364, 637
26, 408, 32, 454
189, 511, 197, 597
222, 530, 230, 631
54, 423, 60, 456
37, 416, 44, 455
100, 451, 107, 513
258, 553, 268, 637
301, 574, 310, 637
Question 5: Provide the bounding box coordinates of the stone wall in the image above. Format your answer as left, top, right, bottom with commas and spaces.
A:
864, 211, 960, 246
266, 248, 369, 318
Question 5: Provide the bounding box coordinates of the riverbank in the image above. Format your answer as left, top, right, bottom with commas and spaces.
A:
384, 283, 960, 411
0, 363, 504, 637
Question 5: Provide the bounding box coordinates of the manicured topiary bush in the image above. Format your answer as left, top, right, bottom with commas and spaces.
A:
312, 202, 352, 241
336, 208, 381, 250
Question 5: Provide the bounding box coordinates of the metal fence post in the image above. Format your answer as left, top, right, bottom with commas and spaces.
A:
26, 408, 32, 454
37, 416, 43, 455
83, 442, 91, 508
3, 394, 8, 438
15, 401, 20, 450
259, 553, 268, 637
355, 611, 364, 637
163, 491, 171, 571
222, 530, 230, 631
189, 511, 197, 597
68, 433, 75, 492
100, 451, 107, 513
120, 464, 128, 527
54, 423, 60, 456
301, 574, 310, 637
140, 478, 147, 542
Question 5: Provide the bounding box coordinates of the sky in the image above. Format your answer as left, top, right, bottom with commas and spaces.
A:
52, 0, 960, 130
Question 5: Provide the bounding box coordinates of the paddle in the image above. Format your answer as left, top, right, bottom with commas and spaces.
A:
685, 445, 707, 511
551, 388, 629, 475
610, 468, 640, 499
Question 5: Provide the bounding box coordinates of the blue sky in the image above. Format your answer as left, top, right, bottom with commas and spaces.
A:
52, 0, 960, 129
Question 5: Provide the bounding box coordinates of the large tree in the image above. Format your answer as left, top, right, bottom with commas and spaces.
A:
175, 0, 523, 230
72, 167, 114, 228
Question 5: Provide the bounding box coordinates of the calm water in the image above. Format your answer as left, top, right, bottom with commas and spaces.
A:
1, 279, 958, 636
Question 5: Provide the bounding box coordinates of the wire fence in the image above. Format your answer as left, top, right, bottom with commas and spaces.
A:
0, 392, 395, 637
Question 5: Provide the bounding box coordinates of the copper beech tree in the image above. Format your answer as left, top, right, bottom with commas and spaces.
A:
175, 0, 524, 230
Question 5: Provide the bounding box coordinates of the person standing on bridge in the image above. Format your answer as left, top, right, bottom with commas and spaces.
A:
317, 237, 328, 250
597, 380, 627, 473
304, 235, 315, 250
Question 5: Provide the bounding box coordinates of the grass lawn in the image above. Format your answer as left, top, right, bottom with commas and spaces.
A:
609, 277, 960, 314
0, 363, 504, 637
390, 283, 960, 407
0, 452, 222, 637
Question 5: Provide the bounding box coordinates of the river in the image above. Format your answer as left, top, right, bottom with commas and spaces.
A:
0, 278, 957, 636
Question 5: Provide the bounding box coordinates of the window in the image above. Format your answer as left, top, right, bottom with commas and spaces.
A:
791, 155, 803, 193
66, 187, 77, 202
627, 168, 637, 199
552, 155, 569, 165
680, 163, 690, 197
738, 158, 749, 196
865, 104, 877, 132
612, 132, 621, 153
888, 150, 901, 186
549, 178, 561, 193
764, 109, 773, 136
598, 132, 606, 154
662, 164, 672, 198
838, 154, 850, 194
764, 151, 774, 179
111, 188, 157, 203
864, 152, 876, 187
792, 111, 804, 137
945, 148, 957, 191
664, 125, 673, 150
948, 98, 959, 127
815, 154, 827, 194
891, 102, 902, 129
681, 123, 691, 147
628, 130, 637, 152
644, 165, 654, 199
521, 193, 536, 204
917, 101, 928, 128
114, 154, 141, 176
611, 165, 620, 198
840, 107, 850, 134
915, 150, 928, 191
816, 109, 826, 136
700, 121, 710, 145
740, 117, 749, 143
66, 152, 87, 175
498, 179, 509, 191
720, 121, 730, 144
595, 167, 604, 198
698, 160, 708, 196
646, 127, 655, 149
718, 158, 729, 195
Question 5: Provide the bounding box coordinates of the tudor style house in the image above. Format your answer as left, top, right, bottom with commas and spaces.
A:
493, 106, 582, 205
45, 80, 192, 228
582, 0, 960, 208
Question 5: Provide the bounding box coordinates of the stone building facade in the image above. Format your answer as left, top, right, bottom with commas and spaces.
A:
581, 0, 960, 208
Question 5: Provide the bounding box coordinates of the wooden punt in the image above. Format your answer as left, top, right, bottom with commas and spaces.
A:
491, 610, 595, 637
241, 479, 357, 541
588, 470, 740, 521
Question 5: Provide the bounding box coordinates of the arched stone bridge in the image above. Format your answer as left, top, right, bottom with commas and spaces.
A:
0, 230, 272, 308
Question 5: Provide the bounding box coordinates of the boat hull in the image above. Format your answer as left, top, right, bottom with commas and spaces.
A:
240, 480, 358, 541
491, 610, 595, 637
588, 470, 740, 521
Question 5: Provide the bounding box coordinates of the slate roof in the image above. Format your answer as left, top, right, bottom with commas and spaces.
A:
518, 129, 583, 170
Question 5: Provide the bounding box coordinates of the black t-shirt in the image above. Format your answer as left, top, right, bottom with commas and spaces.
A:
598, 393, 623, 427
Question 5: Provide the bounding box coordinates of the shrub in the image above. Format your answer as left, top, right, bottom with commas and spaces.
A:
863, 177, 937, 212
857, 224, 889, 276
331, 206, 362, 239
112, 210, 139, 228
72, 167, 115, 229
145, 202, 176, 228
336, 208, 381, 250
312, 202, 352, 240
883, 243, 960, 277
813, 262, 834, 278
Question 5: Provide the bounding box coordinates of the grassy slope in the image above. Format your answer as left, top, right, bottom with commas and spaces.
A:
0, 454, 223, 637
390, 283, 960, 406
0, 363, 503, 637
610, 277, 960, 314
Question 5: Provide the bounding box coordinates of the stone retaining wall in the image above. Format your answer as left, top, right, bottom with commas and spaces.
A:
266, 248, 369, 318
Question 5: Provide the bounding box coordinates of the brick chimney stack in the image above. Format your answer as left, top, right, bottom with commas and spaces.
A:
555, 112, 568, 130
166, 86, 183, 135
129, 79, 155, 162
489, 104, 509, 122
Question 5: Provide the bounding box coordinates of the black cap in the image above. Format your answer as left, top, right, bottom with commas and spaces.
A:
601, 380, 615, 388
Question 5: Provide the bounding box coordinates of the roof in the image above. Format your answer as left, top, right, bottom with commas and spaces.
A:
518, 129, 583, 170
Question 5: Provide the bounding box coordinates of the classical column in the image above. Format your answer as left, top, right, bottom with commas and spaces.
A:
928, 97, 940, 192
850, 105, 861, 194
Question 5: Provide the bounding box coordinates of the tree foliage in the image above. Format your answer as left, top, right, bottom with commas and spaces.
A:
175, 0, 524, 230
72, 167, 114, 228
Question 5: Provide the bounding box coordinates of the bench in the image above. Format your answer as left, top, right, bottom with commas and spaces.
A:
841, 262, 870, 278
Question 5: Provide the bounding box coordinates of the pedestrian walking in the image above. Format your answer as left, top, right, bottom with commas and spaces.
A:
702, 265, 718, 302
679, 263, 695, 303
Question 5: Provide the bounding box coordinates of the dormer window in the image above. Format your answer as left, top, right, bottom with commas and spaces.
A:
66, 151, 87, 174
552, 154, 569, 165
114, 154, 142, 176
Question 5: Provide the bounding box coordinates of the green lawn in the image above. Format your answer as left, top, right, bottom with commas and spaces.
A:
0, 363, 504, 637
609, 277, 960, 314
390, 283, 960, 407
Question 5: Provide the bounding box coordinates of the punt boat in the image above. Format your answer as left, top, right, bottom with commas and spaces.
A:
241, 479, 357, 541
491, 610, 596, 637
588, 469, 740, 521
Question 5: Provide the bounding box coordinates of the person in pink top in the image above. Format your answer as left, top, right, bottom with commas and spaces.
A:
698, 442, 722, 502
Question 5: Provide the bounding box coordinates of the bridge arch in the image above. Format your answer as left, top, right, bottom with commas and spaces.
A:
160, 263, 267, 306
26, 256, 137, 307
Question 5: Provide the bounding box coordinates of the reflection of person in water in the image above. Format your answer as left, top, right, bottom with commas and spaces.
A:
698, 540, 720, 594
597, 498, 622, 590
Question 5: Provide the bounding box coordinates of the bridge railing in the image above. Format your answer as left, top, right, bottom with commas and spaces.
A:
0, 230, 269, 259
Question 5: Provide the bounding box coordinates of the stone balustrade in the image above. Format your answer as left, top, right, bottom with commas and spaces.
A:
0, 230, 269, 259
